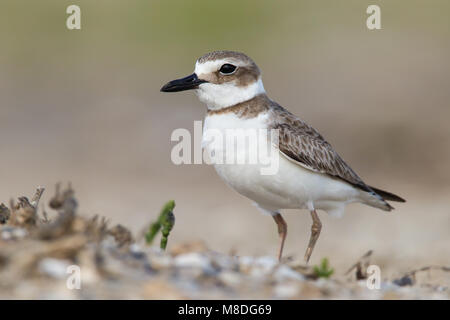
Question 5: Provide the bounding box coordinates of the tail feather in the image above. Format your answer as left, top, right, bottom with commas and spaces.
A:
360, 190, 394, 211
369, 186, 406, 203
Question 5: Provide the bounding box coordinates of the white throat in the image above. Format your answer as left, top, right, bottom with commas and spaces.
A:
195, 78, 265, 110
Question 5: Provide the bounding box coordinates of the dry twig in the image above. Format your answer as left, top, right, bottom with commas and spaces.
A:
345, 250, 373, 280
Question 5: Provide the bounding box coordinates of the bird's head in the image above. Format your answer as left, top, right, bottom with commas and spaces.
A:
161, 50, 265, 110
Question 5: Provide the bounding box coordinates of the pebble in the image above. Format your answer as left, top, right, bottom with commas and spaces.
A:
174, 252, 215, 274
38, 258, 71, 279
218, 271, 242, 287
0, 226, 28, 240
274, 282, 300, 298
274, 265, 305, 281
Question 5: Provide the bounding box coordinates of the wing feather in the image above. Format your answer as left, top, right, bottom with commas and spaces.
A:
268, 102, 372, 193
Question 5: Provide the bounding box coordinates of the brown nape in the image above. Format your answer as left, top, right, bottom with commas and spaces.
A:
207, 94, 270, 119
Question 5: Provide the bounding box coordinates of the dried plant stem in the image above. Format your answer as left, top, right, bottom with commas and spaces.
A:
30, 186, 45, 209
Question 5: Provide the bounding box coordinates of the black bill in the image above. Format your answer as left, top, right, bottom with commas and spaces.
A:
160, 73, 207, 92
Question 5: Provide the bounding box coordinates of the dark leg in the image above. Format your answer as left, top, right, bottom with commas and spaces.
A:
304, 210, 322, 263
272, 213, 287, 262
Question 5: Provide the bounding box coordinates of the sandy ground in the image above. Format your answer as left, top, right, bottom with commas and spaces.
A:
0, 185, 447, 299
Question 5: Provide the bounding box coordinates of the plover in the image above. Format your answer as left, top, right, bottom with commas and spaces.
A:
161, 50, 405, 262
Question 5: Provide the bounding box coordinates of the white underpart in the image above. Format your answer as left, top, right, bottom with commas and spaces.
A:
203, 112, 362, 218
196, 79, 265, 110
194, 59, 265, 110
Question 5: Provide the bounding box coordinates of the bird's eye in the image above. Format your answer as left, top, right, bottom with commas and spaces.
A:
219, 64, 237, 75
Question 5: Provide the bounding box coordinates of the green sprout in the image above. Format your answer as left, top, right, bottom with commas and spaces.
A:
313, 258, 334, 279
145, 200, 175, 250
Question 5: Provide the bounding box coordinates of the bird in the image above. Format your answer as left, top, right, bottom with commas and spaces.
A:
161, 50, 405, 262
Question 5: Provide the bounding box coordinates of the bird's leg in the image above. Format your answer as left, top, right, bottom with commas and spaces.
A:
272, 213, 287, 262
304, 210, 322, 263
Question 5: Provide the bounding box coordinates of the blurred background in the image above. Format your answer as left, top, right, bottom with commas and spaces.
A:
0, 0, 449, 276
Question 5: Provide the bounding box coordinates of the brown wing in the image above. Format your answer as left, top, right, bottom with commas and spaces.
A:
268, 103, 372, 193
